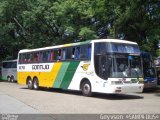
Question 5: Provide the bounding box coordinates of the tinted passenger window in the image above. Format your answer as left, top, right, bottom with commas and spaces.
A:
54, 49, 61, 60
80, 45, 91, 60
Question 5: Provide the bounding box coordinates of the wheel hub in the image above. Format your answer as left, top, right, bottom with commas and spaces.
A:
83, 84, 90, 94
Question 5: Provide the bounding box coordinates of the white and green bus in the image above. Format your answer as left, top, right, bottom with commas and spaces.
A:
1, 60, 17, 82
18, 39, 144, 96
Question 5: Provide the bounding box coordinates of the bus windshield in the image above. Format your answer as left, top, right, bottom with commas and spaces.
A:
94, 42, 142, 79
143, 68, 156, 78
94, 42, 140, 54
141, 52, 156, 78
112, 55, 142, 78
94, 54, 143, 79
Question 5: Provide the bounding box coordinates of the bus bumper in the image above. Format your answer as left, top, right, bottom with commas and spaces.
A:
94, 84, 144, 94
117, 84, 144, 93
144, 81, 157, 89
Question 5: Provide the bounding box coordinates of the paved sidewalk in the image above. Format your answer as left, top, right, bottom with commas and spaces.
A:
0, 91, 39, 114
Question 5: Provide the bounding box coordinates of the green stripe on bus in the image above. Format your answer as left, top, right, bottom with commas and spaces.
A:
53, 62, 70, 88
78, 40, 91, 45
0, 77, 7, 81
60, 61, 80, 89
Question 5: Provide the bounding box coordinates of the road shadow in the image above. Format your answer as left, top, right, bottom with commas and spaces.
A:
92, 93, 143, 100
140, 87, 160, 97
155, 93, 160, 97
143, 88, 158, 93
20, 87, 143, 100
0, 80, 7, 82
0, 80, 17, 83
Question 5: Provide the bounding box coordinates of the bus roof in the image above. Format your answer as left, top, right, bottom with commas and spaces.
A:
19, 39, 138, 53
2, 59, 17, 63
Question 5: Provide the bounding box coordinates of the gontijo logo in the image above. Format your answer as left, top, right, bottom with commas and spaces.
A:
32, 64, 49, 70
81, 64, 90, 71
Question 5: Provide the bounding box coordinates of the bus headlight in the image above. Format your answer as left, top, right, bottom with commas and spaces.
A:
138, 78, 144, 84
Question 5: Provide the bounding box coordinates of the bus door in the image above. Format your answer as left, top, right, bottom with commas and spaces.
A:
95, 55, 111, 80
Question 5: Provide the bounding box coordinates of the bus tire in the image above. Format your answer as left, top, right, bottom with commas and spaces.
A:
10, 76, 14, 82
33, 77, 39, 90
27, 77, 33, 89
81, 80, 92, 97
7, 76, 11, 82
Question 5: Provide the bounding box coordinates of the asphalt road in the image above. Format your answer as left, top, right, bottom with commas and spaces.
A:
0, 81, 160, 114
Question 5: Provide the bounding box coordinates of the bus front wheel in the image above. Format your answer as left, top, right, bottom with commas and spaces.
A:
81, 81, 92, 97
27, 78, 33, 89
33, 77, 39, 90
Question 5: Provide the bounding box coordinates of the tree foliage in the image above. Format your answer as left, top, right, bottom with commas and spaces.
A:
0, 0, 160, 61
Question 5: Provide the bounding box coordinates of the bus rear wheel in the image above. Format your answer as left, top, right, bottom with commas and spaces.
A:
7, 76, 11, 82
33, 78, 39, 90
81, 81, 92, 97
10, 76, 14, 82
27, 78, 33, 89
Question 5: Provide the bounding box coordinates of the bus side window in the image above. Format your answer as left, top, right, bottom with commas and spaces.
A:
54, 49, 61, 61
19, 54, 23, 63
66, 47, 73, 60
42, 51, 47, 62
75, 47, 80, 60
50, 50, 54, 61
72, 48, 75, 59
3, 62, 7, 68
40, 52, 43, 62
37, 52, 40, 62
25, 54, 28, 62
47, 51, 50, 61
80, 46, 86, 59
26, 53, 31, 62
33, 53, 38, 62
23, 54, 26, 63
80, 45, 91, 60
58, 49, 62, 60
11, 62, 17, 68
30, 53, 34, 62
88, 45, 91, 59
54, 50, 58, 60
62, 49, 66, 60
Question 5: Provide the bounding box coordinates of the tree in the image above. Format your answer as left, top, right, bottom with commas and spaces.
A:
0, 0, 160, 62
111, 0, 160, 55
